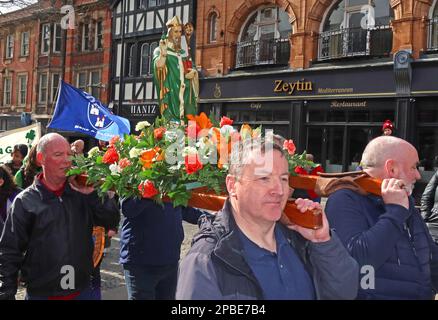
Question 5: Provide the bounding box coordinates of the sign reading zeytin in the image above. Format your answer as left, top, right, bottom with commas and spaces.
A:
274, 79, 313, 95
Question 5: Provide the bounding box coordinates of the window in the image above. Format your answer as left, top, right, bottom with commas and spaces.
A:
140, 43, 150, 76
3, 78, 12, 106
5, 35, 14, 59
41, 24, 50, 54
138, 0, 147, 9
82, 23, 90, 51
38, 73, 48, 103
319, 0, 393, 60
95, 20, 103, 50
236, 6, 291, 68
127, 44, 135, 77
77, 72, 87, 92
149, 42, 158, 74
428, 3, 438, 50
208, 13, 218, 43
21, 32, 29, 56
17, 75, 27, 105
51, 74, 60, 102
53, 24, 62, 53
89, 71, 101, 98
76, 71, 101, 97
148, 0, 164, 8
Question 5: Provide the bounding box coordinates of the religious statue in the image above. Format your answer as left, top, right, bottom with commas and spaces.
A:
152, 16, 199, 121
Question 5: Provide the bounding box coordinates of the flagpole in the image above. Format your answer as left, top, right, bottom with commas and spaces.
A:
46, 79, 63, 129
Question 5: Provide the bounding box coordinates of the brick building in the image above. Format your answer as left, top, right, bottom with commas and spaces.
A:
195, 0, 438, 201
0, 3, 46, 130
36, 0, 112, 132
0, 0, 112, 138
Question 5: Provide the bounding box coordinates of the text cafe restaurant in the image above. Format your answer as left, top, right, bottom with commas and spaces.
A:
199, 56, 438, 201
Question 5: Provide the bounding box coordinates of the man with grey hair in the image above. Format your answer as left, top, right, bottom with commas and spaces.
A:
176, 137, 358, 300
326, 135, 438, 299
0, 133, 119, 300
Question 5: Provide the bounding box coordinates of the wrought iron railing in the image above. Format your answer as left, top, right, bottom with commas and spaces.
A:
235, 38, 290, 68
318, 25, 392, 61
427, 18, 438, 51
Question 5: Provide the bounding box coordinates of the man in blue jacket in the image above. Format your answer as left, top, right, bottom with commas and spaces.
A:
326, 136, 438, 299
120, 198, 205, 300
176, 137, 358, 300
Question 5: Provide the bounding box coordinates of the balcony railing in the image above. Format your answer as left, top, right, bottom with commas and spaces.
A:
318, 25, 392, 61
427, 18, 438, 51
235, 38, 290, 69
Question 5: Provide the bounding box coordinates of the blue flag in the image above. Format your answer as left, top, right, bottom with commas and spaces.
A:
48, 81, 130, 141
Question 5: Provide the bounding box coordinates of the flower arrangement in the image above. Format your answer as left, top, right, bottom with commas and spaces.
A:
68, 113, 314, 206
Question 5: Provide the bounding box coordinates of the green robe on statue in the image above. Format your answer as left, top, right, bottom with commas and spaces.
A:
153, 46, 197, 121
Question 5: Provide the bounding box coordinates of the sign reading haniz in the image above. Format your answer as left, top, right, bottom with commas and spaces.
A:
119, 103, 159, 118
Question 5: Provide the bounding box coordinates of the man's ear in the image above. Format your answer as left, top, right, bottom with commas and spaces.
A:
385, 159, 398, 178
36, 152, 44, 166
226, 175, 237, 198
0, 178, 4, 187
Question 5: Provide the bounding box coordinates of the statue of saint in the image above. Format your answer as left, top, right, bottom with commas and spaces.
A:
153, 16, 199, 121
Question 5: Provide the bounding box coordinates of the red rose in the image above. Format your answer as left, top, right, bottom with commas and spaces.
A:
220, 116, 234, 127
102, 147, 119, 164
138, 180, 159, 198
294, 166, 308, 175
283, 139, 296, 155
109, 135, 120, 147
154, 127, 166, 141
185, 154, 203, 174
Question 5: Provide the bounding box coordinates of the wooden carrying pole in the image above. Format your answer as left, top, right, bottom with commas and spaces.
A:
188, 174, 383, 230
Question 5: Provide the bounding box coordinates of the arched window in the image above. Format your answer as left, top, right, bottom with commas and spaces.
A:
428, 3, 438, 50
149, 42, 158, 75
140, 43, 150, 76
127, 44, 135, 77
208, 12, 218, 43
319, 0, 393, 60
236, 6, 291, 68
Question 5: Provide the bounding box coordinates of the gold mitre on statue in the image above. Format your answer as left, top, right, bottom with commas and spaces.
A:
166, 16, 182, 28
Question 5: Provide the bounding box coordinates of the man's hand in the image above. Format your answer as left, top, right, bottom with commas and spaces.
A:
185, 68, 197, 79
286, 198, 331, 243
68, 176, 94, 194
381, 178, 409, 209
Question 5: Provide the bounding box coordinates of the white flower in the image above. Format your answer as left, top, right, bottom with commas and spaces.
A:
87, 146, 100, 158
197, 137, 215, 157
129, 147, 143, 158
135, 121, 151, 131
220, 125, 235, 138
109, 163, 122, 175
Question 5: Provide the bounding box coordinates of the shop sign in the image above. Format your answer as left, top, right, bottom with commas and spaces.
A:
250, 103, 262, 110
120, 103, 159, 118
274, 79, 313, 95
330, 100, 367, 108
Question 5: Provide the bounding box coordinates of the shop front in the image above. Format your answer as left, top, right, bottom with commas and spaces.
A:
199, 59, 438, 202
